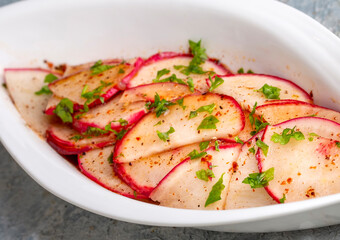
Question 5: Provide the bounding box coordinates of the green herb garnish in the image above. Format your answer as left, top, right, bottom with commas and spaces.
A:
271, 126, 305, 145
248, 102, 269, 136
242, 167, 274, 188
248, 146, 256, 154
235, 136, 244, 144
189, 104, 216, 119
196, 169, 215, 182
118, 68, 125, 74
146, 93, 176, 117
214, 141, 220, 152
256, 140, 269, 156
187, 78, 195, 92
205, 173, 225, 207
153, 69, 170, 82
107, 152, 113, 164
157, 127, 175, 142
54, 98, 74, 123
176, 98, 186, 110
35, 73, 58, 95
188, 149, 207, 160
279, 194, 286, 203
197, 115, 219, 130
199, 141, 210, 151
208, 76, 224, 92
80, 80, 112, 111
69, 135, 85, 141
90, 60, 115, 75
336, 142, 340, 148
257, 84, 281, 100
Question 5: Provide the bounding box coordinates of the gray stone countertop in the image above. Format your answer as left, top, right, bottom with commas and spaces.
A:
1, 0, 340, 239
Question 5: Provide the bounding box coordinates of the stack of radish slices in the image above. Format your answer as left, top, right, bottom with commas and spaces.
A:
4, 40, 340, 210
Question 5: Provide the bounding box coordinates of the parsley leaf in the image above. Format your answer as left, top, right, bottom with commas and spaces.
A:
257, 84, 281, 100
157, 127, 175, 142
237, 68, 253, 74
248, 146, 255, 154
187, 78, 195, 92
208, 76, 224, 92
205, 173, 225, 207
279, 194, 286, 203
242, 167, 274, 188
146, 93, 175, 117
80, 81, 112, 111
188, 149, 207, 160
54, 98, 74, 123
44, 73, 58, 83
197, 115, 219, 130
189, 104, 216, 119
154, 121, 162, 126
90, 60, 115, 75
107, 152, 113, 164
214, 141, 220, 152
112, 129, 128, 140
235, 136, 244, 144
118, 68, 125, 74
153, 73, 187, 85
336, 142, 340, 148
199, 141, 210, 151
248, 102, 269, 136
69, 135, 85, 141
271, 127, 305, 145
176, 98, 186, 110
196, 169, 215, 182
174, 39, 208, 76
35, 85, 52, 95
84, 126, 107, 136
115, 118, 128, 126
153, 69, 170, 82
256, 140, 269, 156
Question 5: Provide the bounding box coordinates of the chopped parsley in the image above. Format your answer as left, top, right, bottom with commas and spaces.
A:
154, 121, 162, 126
197, 115, 219, 130
196, 169, 215, 181
81, 81, 112, 111
257, 84, 281, 100
248, 102, 269, 136
256, 140, 269, 156
205, 173, 225, 207
189, 103, 216, 119
118, 68, 125, 74
279, 194, 286, 203
90, 60, 115, 75
199, 141, 210, 151
214, 141, 220, 152
112, 129, 128, 140
187, 78, 195, 92
115, 118, 128, 126
107, 152, 113, 164
146, 93, 175, 117
237, 68, 254, 74
235, 136, 244, 144
308, 133, 318, 141
176, 98, 186, 110
153, 69, 195, 91
188, 149, 207, 160
157, 127, 175, 142
174, 39, 208, 75
153, 68, 170, 82
248, 146, 256, 154
271, 126, 305, 145
84, 126, 107, 136
208, 76, 224, 92
69, 135, 85, 141
53, 98, 74, 123
154, 73, 187, 85
242, 167, 274, 188
336, 142, 340, 148
35, 73, 58, 95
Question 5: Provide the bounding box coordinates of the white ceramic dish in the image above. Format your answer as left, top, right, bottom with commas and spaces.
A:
1, 0, 340, 232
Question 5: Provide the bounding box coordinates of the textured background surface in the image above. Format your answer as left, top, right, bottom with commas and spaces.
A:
1, 0, 340, 239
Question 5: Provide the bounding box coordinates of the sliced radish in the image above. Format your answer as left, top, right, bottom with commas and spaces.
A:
256, 100, 340, 125
78, 146, 146, 199
46, 123, 115, 155
114, 93, 244, 163
210, 74, 313, 112
4, 68, 60, 138
48, 58, 144, 109
114, 139, 228, 196
237, 111, 254, 142
225, 133, 276, 209
63, 59, 123, 77
127, 52, 230, 92
258, 117, 340, 203
73, 93, 147, 133
119, 82, 196, 104
149, 143, 241, 210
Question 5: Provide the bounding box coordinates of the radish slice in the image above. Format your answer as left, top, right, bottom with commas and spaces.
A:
257, 117, 340, 203
225, 133, 276, 209
210, 74, 313, 112
114, 139, 228, 196
149, 143, 242, 210
46, 123, 115, 155
49, 58, 143, 109
256, 100, 340, 125
63, 59, 123, 77
78, 146, 146, 199
119, 82, 196, 105
114, 93, 245, 163
73, 93, 147, 133
4, 68, 60, 138
237, 111, 254, 142
127, 52, 231, 92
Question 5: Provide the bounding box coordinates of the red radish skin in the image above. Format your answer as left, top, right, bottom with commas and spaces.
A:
4, 68, 61, 138
209, 74, 313, 112
72, 93, 147, 133
149, 143, 242, 210
114, 93, 245, 163
127, 52, 231, 92
46, 123, 115, 155
78, 146, 147, 199
114, 139, 229, 196
257, 117, 340, 203
119, 82, 197, 104
256, 100, 340, 125
225, 132, 276, 209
